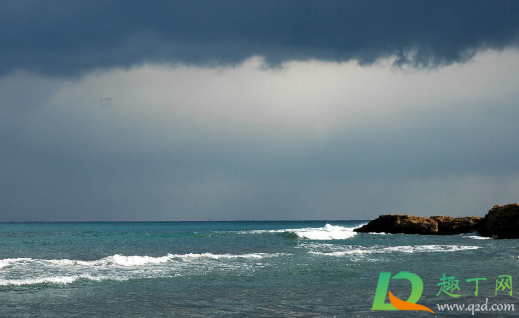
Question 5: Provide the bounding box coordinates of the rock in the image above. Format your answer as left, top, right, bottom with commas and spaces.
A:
354, 214, 483, 235
477, 204, 519, 239
431, 216, 483, 235
354, 203, 519, 238
354, 214, 438, 235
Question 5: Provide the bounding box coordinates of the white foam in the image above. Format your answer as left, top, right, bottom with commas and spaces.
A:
289, 224, 361, 240
0, 258, 31, 269
459, 233, 491, 240
0, 274, 125, 286
309, 244, 481, 256
310, 250, 370, 256
0, 252, 278, 287
171, 253, 270, 260
0, 276, 79, 286
383, 245, 480, 253
42, 254, 173, 267
1, 252, 280, 270
240, 224, 366, 240
110, 254, 172, 266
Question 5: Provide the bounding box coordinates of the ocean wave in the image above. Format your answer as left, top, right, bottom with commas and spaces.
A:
1, 252, 281, 269
172, 253, 270, 260
289, 224, 359, 240
44, 254, 173, 267
0, 274, 127, 287
0, 258, 32, 270
0, 276, 80, 286
239, 224, 366, 240
459, 233, 491, 240
383, 245, 480, 253
0, 252, 280, 287
254, 224, 364, 240
308, 244, 481, 256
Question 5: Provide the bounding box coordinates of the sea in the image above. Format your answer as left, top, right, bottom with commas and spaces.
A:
0, 221, 517, 317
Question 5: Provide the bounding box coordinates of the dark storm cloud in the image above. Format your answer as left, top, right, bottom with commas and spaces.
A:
1, 0, 519, 77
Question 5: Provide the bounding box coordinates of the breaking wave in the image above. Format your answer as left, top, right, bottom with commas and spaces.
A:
307, 244, 481, 256
288, 224, 360, 240
0, 253, 282, 287
459, 233, 491, 240
0, 275, 118, 287
0, 258, 32, 270
245, 224, 365, 240
42, 253, 271, 268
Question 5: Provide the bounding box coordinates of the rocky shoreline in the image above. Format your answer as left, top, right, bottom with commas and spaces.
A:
354, 203, 519, 239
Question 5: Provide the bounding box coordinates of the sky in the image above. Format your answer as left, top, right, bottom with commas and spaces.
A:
1, 0, 519, 221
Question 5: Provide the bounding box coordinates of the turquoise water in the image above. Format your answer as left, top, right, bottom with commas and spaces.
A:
0, 221, 517, 317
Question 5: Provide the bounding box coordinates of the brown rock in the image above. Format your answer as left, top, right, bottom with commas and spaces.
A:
477, 204, 519, 239
355, 203, 519, 238
431, 216, 483, 235
354, 214, 482, 235
354, 214, 438, 235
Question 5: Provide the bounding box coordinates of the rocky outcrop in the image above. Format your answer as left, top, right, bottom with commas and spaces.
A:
353, 215, 437, 234
477, 204, 519, 239
355, 203, 519, 238
430, 216, 483, 235
354, 214, 483, 235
